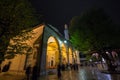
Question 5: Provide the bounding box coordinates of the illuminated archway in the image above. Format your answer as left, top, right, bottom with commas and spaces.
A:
73, 51, 77, 64
61, 43, 67, 64
69, 48, 73, 64
46, 36, 59, 69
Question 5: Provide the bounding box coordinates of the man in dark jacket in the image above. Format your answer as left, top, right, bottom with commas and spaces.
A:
26, 66, 31, 80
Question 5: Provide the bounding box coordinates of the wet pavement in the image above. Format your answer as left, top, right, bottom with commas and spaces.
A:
39, 67, 120, 80
0, 66, 120, 80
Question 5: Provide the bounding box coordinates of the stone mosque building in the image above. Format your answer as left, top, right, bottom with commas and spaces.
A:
1, 24, 80, 76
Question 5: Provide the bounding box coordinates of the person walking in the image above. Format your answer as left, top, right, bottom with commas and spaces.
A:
25, 65, 31, 80
57, 64, 62, 80
32, 65, 38, 80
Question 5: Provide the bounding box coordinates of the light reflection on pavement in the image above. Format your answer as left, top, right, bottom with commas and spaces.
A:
39, 67, 120, 80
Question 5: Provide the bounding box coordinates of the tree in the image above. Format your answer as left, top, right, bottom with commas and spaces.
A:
0, 0, 39, 69
70, 8, 120, 50
69, 8, 120, 71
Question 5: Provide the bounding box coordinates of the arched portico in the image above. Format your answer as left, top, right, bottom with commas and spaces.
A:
39, 25, 63, 75
46, 36, 59, 69
69, 48, 73, 64
72, 50, 80, 64
4, 24, 80, 77
61, 43, 67, 65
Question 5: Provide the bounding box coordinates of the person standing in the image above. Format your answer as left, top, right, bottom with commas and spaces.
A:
57, 64, 61, 80
25, 65, 31, 80
32, 65, 38, 80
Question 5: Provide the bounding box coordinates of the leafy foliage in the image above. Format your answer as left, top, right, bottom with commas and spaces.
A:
69, 8, 120, 52
69, 8, 120, 71
0, 0, 39, 62
7, 30, 34, 55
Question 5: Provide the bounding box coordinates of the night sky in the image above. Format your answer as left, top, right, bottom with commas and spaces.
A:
31, 0, 120, 34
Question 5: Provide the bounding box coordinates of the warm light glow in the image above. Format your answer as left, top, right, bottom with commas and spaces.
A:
69, 48, 73, 64
46, 36, 59, 69
61, 43, 67, 64
6, 25, 45, 72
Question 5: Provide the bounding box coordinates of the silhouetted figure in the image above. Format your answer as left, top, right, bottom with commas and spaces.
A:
61, 64, 65, 71
57, 64, 61, 80
2, 61, 11, 72
26, 66, 31, 80
75, 64, 78, 70
70, 64, 73, 70
73, 64, 76, 70
32, 65, 38, 80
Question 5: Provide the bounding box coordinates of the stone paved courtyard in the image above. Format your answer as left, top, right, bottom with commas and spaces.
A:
0, 66, 120, 80
39, 67, 120, 80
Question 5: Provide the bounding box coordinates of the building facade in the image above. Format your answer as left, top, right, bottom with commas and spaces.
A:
1, 24, 80, 76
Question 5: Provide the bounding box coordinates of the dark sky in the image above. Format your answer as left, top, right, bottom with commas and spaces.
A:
30, 0, 120, 34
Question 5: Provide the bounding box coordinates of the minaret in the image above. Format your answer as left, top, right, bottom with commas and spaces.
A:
64, 24, 70, 69
64, 24, 69, 40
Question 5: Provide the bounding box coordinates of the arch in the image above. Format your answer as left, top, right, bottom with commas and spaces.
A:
46, 36, 59, 69
69, 48, 73, 64
73, 50, 78, 64
61, 43, 67, 65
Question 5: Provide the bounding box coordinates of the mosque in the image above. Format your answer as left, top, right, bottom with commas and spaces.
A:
1, 24, 80, 76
